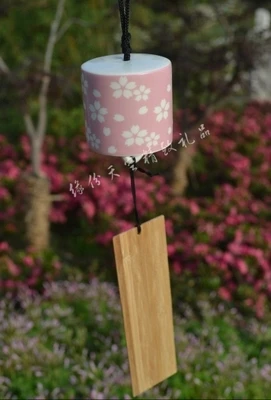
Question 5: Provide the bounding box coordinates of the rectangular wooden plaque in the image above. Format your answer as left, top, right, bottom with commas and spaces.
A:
113, 215, 177, 397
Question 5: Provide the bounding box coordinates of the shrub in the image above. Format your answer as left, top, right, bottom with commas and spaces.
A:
0, 101, 271, 316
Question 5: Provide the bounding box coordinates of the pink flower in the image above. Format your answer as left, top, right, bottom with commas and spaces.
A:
172, 261, 182, 274
165, 220, 173, 236
4, 280, 16, 289
254, 280, 263, 291
225, 215, 240, 226
167, 244, 176, 256
103, 203, 117, 216
228, 242, 242, 255
0, 187, 10, 200
205, 254, 216, 265
234, 230, 243, 243
245, 298, 253, 307
194, 244, 209, 255
218, 287, 232, 301
50, 208, 67, 223
6, 258, 20, 276
33, 267, 42, 277
155, 192, 167, 203
21, 135, 31, 156
79, 142, 89, 151
96, 231, 114, 245
48, 155, 58, 164
42, 166, 63, 189
222, 140, 236, 151
78, 151, 89, 162
223, 252, 234, 264
27, 276, 38, 286
189, 201, 200, 215
0, 241, 10, 252
203, 222, 214, 236
236, 259, 248, 275
82, 201, 96, 219
211, 111, 225, 126
7, 164, 20, 179
115, 220, 133, 232
259, 258, 270, 272
0, 160, 20, 179
23, 256, 34, 267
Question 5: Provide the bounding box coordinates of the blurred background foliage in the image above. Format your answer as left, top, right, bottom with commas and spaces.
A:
0, 0, 271, 398
1, 0, 271, 137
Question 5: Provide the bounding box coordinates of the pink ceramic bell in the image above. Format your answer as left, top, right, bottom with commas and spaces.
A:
81, 53, 173, 158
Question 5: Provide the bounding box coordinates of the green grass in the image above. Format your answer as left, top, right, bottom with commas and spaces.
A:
1, 279, 271, 399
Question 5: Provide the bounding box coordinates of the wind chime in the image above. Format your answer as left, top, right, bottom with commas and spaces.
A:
81, 1, 177, 396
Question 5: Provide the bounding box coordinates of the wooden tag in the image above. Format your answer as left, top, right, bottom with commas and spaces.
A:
113, 215, 177, 397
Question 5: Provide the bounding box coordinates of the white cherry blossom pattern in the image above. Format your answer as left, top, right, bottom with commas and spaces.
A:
108, 146, 117, 154
133, 85, 151, 101
139, 106, 148, 115
145, 132, 160, 148
154, 99, 170, 122
88, 133, 101, 150
81, 74, 88, 95
167, 84, 171, 92
93, 89, 101, 98
110, 76, 136, 99
114, 114, 125, 122
89, 101, 108, 123
86, 127, 92, 142
103, 127, 111, 136
168, 127, 172, 135
122, 125, 147, 146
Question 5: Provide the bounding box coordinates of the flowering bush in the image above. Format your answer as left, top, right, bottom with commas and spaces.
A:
171, 101, 271, 317
0, 241, 63, 294
0, 128, 169, 290
0, 279, 271, 399
0, 101, 270, 316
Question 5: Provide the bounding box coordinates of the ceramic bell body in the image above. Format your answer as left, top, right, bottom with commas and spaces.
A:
81, 53, 173, 157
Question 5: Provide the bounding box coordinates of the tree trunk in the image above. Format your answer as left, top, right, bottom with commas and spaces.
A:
172, 145, 195, 195
24, 173, 51, 252
171, 122, 197, 197
1, 0, 67, 253
31, 136, 42, 177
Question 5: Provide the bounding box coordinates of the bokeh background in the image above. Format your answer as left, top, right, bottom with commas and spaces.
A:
0, 0, 271, 398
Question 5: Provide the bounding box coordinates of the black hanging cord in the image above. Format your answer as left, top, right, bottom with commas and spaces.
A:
128, 157, 160, 235
118, 0, 132, 61
137, 166, 160, 178
129, 164, 141, 234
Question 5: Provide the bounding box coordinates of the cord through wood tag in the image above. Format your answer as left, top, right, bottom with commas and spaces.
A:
113, 215, 177, 397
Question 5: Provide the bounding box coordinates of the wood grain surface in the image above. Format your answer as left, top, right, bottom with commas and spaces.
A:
113, 215, 177, 397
